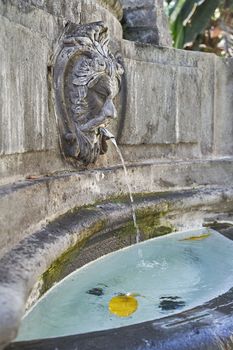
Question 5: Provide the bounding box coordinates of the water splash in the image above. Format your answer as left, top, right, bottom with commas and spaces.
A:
110, 138, 141, 243
137, 258, 168, 270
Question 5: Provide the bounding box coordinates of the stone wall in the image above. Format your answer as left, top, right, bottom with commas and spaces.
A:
118, 42, 233, 161
0, 3, 233, 347
0, 0, 233, 186
0, 0, 123, 185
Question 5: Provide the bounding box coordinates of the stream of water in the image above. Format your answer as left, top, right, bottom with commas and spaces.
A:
110, 138, 141, 243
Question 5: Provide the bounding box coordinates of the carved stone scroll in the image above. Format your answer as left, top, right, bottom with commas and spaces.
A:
53, 22, 124, 165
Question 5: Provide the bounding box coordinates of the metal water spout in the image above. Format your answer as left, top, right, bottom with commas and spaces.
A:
99, 127, 115, 140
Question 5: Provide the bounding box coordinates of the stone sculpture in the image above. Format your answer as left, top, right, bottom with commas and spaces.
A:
53, 21, 124, 165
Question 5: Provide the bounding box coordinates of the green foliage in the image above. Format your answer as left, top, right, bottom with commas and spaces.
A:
167, 0, 221, 48
165, 0, 233, 53
184, 0, 220, 45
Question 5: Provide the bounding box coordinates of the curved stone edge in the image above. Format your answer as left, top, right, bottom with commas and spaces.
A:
1, 186, 233, 349
1, 158, 233, 258
8, 294, 233, 350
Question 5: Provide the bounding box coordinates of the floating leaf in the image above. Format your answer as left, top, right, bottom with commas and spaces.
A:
86, 287, 104, 296
159, 296, 185, 310
109, 295, 138, 317
179, 233, 211, 241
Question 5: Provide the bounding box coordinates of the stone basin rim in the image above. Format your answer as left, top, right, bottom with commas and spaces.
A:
1, 185, 233, 349
12, 229, 233, 350
9, 284, 233, 350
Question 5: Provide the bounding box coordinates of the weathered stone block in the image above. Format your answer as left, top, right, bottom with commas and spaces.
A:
120, 59, 177, 144
99, 0, 123, 19
197, 54, 215, 155
0, 0, 81, 25
118, 41, 224, 156
80, 0, 122, 41
123, 8, 156, 28
0, 15, 57, 155
121, 0, 155, 9
0, 1, 63, 45
177, 66, 201, 143
121, 0, 172, 46
214, 57, 233, 156
119, 46, 210, 147
123, 27, 160, 45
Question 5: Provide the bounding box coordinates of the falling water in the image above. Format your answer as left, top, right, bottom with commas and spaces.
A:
110, 138, 141, 243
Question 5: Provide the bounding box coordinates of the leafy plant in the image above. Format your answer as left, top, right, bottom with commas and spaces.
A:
164, 0, 233, 56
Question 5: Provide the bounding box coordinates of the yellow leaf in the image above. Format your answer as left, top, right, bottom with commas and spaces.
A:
180, 233, 211, 241
109, 295, 138, 317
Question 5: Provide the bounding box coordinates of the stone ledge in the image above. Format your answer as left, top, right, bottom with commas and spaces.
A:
1, 157, 233, 258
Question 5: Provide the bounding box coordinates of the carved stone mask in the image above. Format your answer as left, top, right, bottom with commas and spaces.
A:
53, 22, 124, 165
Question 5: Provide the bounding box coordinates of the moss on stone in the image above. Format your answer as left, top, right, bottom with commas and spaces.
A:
114, 204, 175, 241
41, 240, 86, 296
93, 190, 175, 207
41, 220, 106, 296
39, 198, 175, 297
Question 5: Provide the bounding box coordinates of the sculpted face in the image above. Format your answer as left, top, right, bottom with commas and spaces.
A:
55, 22, 124, 165
79, 75, 119, 133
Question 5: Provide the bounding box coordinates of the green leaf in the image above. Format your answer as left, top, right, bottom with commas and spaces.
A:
179, 0, 199, 24
174, 25, 185, 48
168, 0, 179, 16
170, 0, 187, 24
170, 0, 201, 47
184, 0, 221, 45
173, 16, 185, 48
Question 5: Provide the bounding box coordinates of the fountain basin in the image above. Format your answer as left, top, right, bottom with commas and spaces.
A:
15, 229, 233, 344
1, 186, 233, 350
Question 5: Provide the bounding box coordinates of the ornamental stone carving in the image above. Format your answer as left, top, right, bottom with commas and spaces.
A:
53, 22, 124, 165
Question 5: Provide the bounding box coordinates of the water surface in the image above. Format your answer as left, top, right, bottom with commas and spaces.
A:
16, 228, 233, 341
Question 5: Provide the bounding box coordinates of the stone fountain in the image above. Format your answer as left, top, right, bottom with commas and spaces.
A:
0, 1, 233, 349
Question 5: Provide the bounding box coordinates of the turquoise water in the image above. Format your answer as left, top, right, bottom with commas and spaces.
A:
16, 228, 233, 341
